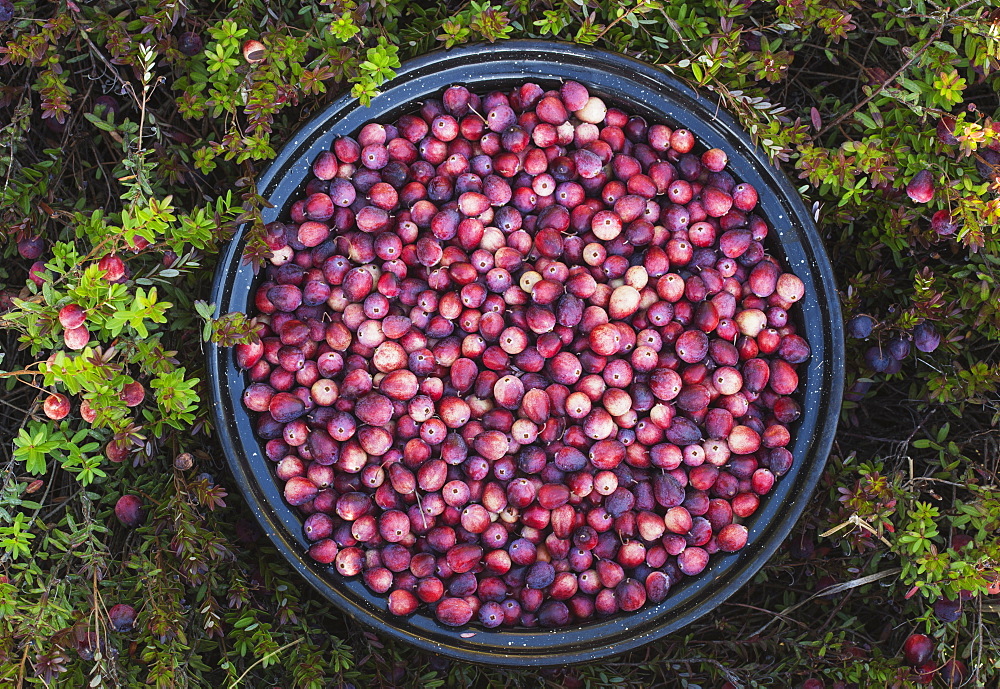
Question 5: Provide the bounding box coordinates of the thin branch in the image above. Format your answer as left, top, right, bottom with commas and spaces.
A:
227, 637, 304, 688
73, 22, 140, 109
593, 0, 653, 43
815, 0, 979, 139
748, 567, 903, 638
726, 602, 811, 630
815, 32, 942, 139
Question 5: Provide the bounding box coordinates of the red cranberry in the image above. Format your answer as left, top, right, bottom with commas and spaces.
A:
114, 494, 144, 527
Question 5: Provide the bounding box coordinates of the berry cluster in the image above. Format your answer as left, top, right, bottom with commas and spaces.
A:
235, 81, 811, 628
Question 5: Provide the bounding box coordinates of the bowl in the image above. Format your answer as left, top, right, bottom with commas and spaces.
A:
207, 39, 844, 666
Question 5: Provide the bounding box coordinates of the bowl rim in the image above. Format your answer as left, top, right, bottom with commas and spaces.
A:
208, 39, 845, 666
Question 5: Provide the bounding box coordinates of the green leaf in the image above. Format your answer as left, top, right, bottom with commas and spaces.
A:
13, 425, 64, 475
937, 423, 950, 442
83, 112, 118, 132
194, 300, 216, 319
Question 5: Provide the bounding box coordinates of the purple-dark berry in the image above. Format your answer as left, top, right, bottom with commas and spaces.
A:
912, 324, 941, 353
114, 495, 144, 527
887, 337, 910, 361
930, 209, 958, 237
108, 603, 137, 632
864, 345, 893, 373
845, 314, 875, 339
178, 31, 204, 56
933, 596, 962, 622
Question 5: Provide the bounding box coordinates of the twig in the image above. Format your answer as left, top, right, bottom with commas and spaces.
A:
603, 657, 745, 688
37, 489, 82, 523
815, 34, 940, 138
820, 513, 894, 548
818, 586, 856, 634
73, 23, 139, 109
726, 602, 810, 630
0, 370, 44, 379
908, 476, 994, 490
748, 567, 903, 638
814, 0, 978, 139
594, 0, 653, 43
0, 396, 33, 414
227, 637, 303, 688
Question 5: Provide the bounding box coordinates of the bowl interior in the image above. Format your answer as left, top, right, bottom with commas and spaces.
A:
208, 40, 844, 665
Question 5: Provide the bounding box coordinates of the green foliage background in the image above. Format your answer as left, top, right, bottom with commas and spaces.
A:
1, 0, 1000, 686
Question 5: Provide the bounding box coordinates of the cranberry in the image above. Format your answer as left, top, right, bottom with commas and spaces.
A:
933, 596, 962, 622
107, 603, 137, 633
114, 495, 144, 527
63, 324, 92, 350
902, 633, 933, 666
42, 392, 71, 420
